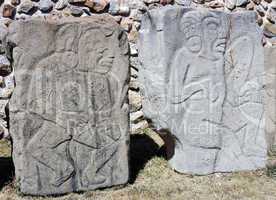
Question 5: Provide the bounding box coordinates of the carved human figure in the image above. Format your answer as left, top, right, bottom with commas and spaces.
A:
72, 29, 120, 187
25, 25, 79, 187
167, 11, 229, 174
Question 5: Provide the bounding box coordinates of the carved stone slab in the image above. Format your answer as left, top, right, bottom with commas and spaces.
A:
8, 16, 129, 195
264, 47, 276, 154
139, 6, 267, 174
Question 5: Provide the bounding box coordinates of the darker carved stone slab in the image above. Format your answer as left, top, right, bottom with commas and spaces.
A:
139, 6, 267, 175
8, 16, 130, 195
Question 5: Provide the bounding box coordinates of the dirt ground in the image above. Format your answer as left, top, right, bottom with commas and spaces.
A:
1, 129, 276, 200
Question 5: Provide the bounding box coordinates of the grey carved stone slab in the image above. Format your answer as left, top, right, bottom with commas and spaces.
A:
8, 16, 130, 195
139, 6, 267, 175
264, 47, 276, 153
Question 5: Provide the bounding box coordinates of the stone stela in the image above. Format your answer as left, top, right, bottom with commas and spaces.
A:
139, 7, 267, 175
7, 16, 130, 195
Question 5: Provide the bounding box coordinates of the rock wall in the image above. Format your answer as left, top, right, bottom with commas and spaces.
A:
0, 0, 275, 148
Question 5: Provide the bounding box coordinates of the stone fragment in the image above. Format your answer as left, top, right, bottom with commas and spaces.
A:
208, 1, 224, 8
120, 18, 132, 32
193, 0, 204, 4
130, 77, 139, 90
264, 47, 276, 154
17, 0, 36, 14
0, 73, 15, 99
139, 7, 267, 175
68, 0, 85, 4
264, 18, 276, 35
2, 4, 15, 18
175, 0, 192, 6
11, 0, 20, 6
109, 0, 130, 16
91, 0, 109, 12
236, 0, 249, 7
55, 0, 68, 10
69, 5, 83, 16
143, 0, 159, 3
8, 16, 130, 195
38, 0, 53, 13
130, 110, 144, 123
267, 6, 276, 24
131, 120, 148, 133
0, 55, 11, 76
160, 0, 173, 5
129, 90, 142, 112
225, 0, 236, 10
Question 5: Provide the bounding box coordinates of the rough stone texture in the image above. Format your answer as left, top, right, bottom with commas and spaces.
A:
264, 46, 276, 154
8, 16, 130, 195
139, 6, 267, 175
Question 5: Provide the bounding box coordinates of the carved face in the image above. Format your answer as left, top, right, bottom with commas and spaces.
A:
56, 25, 78, 52
79, 29, 115, 74
181, 12, 228, 60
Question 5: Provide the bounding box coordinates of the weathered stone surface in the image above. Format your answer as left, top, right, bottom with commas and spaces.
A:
264, 46, 276, 154
8, 16, 130, 195
139, 6, 267, 174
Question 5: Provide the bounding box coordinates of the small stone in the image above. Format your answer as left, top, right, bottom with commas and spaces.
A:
91, 0, 109, 12
208, 1, 224, 8
236, 0, 249, 7
131, 67, 138, 78
18, 0, 36, 14
128, 0, 147, 11
246, 1, 255, 10
68, 0, 85, 3
133, 21, 141, 31
131, 120, 149, 134
130, 57, 141, 70
55, 0, 68, 10
0, 73, 14, 98
109, 0, 130, 16
225, 0, 236, 10
130, 43, 138, 56
120, 18, 132, 32
143, 0, 159, 3
0, 123, 9, 139
84, 0, 109, 12
271, 1, 276, 8
267, 7, 276, 24
193, 0, 204, 3
11, 0, 20, 6
252, 0, 261, 4
130, 77, 139, 91
129, 90, 142, 112
130, 110, 144, 123
264, 18, 276, 35
175, 0, 192, 6
256, 5, 266, 17
69, 5, 83, 16
38, 0, 53, 13
0, 55, 11, 76
2, 4, 15, 18
160, 0, 173, 5
257, 14, 263, 26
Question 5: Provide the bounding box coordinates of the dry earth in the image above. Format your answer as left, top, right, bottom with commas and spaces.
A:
1, 129, 276, 200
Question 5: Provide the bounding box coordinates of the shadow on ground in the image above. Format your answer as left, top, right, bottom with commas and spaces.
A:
0, 157, 14, 190
129, 134, 166, 184
0, 139, 14, 191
